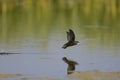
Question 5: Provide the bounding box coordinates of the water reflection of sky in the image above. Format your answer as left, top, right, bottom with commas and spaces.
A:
0, 35, 120, 80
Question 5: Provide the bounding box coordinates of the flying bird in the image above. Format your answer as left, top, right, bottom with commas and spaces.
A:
62, 57, 79, 74
62, 29, 79, 49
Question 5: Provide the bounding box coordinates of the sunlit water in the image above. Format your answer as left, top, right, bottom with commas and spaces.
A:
0, 1, 120, 80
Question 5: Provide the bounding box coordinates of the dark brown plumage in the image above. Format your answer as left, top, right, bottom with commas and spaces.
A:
62, 57, 79, 74
62, 29, 79, 49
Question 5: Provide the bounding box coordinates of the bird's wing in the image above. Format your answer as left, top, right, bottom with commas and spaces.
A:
73, 61, 79, 65
69, 59, 79, 65
69, 29, 75, 41
67, 32, 71, 41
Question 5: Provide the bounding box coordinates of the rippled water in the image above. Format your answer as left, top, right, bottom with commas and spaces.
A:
0, 1, 120, 80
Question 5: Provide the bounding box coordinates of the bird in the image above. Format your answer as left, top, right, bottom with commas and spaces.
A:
62, 29, 79, 49
62, 57, 79, 74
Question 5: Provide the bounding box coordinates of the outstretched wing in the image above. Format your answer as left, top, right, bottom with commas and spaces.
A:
68, 29, 75, 42
67, 32, 71, 41
69, 59, 79, 65
72, 61, 79, 65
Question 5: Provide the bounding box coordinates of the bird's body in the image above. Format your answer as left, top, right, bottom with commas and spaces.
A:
62, 29, 79, 49
62, 57, 79, 74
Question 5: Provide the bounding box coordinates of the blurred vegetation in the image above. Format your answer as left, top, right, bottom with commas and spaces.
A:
0, 0, 120, 50
0, 0, 120, 15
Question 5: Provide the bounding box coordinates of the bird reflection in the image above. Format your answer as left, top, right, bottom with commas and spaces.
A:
62, 57, 79, 74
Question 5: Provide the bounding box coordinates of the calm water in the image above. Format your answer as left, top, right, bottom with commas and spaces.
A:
0, 1, 120, 80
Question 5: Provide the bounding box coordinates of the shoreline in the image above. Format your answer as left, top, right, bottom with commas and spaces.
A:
69, 71, 120, 80
0, 71, 120, 80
